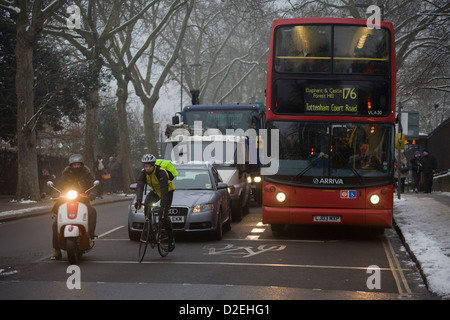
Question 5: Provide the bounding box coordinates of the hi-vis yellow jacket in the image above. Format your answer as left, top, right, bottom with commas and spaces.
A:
145, 166, 175, 197
136, 165, 175, 208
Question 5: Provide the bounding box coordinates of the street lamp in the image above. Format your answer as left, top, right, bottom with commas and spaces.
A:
180, 63, 202, 113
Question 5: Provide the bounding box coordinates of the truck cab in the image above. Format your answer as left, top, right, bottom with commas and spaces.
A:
163, 133, 251, 221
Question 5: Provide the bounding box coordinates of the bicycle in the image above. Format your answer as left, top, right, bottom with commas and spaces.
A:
138, 205, 170, 261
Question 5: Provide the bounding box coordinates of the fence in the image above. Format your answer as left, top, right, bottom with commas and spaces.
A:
0, 149, 68, 195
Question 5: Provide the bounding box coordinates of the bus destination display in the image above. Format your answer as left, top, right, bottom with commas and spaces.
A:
304, 85, 358, 114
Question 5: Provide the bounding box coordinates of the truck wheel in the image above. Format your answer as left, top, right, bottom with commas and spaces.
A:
231, 198, 242, 222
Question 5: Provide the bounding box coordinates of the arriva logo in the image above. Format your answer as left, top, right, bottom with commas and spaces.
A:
313, 178, 344, 185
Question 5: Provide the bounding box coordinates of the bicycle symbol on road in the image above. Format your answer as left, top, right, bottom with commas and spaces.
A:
203, 243, 286, 258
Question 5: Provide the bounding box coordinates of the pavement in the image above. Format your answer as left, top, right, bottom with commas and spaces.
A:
0, 193, 133, 222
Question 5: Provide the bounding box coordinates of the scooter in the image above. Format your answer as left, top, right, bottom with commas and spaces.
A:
47, 180, 100, 264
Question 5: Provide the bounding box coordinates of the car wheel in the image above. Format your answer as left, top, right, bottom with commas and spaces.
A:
224, 206, 232, 231
128, 223, 141, 241
213, 208, 223, 240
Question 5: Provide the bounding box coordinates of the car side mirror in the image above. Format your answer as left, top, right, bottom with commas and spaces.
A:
217, 182, 228, 189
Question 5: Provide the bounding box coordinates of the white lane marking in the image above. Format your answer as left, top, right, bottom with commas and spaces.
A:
98, 225, 126, 238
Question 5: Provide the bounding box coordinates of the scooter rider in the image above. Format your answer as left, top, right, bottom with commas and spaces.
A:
50, 154, 98, 260
135, 154, 175, 252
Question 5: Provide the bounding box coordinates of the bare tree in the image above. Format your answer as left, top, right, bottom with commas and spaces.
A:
128, 0, 194, 154
0, 0, 65, 200
173, 0, 275, 106
99, 0, 167, 191
45, 0, 155, 169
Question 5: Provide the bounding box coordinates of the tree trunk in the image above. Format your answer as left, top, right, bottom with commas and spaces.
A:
14, 6, 40, 201
84, 88, 99, 170
116, 83, 134, 192
142, 99, 159, 155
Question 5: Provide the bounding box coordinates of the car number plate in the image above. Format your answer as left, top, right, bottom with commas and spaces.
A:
313, 215, 341, 222
170, 216, 184, 223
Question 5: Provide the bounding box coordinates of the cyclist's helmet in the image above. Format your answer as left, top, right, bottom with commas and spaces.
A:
141, 153, 156, 165
69, 154, 84, 166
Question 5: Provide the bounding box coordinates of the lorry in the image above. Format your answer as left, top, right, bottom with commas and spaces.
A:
163, 133, 251, 221
168, 104, 265, 205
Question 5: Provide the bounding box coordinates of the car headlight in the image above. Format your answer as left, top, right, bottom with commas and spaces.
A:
131, 204, 145, 213
370, 194, 380, 205
67, 190, 78, 200
276, 192, 286, 203
193, 203, 214, 213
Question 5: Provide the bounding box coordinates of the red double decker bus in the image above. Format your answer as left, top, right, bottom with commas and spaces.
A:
263, 18, 396, 233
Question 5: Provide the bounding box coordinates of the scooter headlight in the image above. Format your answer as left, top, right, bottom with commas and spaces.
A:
67, 190, 78, 200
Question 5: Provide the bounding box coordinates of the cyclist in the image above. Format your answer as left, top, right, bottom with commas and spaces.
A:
135, 154, 175, 252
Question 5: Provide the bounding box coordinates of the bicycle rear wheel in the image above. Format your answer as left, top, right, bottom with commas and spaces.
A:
157, 223, 169, 257
138, 219, 150, 262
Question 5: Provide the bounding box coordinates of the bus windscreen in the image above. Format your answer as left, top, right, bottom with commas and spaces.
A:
184, 109, 259, 133
274, 25, 389, 75
267, 121, 394, 181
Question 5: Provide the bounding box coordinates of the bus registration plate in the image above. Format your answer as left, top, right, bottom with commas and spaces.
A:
313, 215, 341, 222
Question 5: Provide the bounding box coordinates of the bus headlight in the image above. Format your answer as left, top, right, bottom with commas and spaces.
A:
370, 194, 380, 205
276, 192, 286, 203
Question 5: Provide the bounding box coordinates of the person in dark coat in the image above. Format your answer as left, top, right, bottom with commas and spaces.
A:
94, 154, 107, 198
107, 156, 120, 193
419, 149, 437, 193
37, 154, 54, 198
50, 154, 98, 260
410, 151, 421, 193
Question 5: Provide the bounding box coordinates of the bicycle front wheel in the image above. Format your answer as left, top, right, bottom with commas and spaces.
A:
138, 219, 150, 262
157, 224, 169, 257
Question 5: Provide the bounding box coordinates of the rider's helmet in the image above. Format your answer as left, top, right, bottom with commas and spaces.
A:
69, 154, 84, 166
141, 154, 156, 165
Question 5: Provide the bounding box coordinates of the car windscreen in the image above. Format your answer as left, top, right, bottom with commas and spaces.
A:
173, 169, 213, 190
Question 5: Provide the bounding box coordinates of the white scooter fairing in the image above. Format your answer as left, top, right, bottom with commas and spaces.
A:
48, 181, 99, 264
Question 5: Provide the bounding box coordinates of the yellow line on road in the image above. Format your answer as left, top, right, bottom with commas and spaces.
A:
382, 237, 412, 295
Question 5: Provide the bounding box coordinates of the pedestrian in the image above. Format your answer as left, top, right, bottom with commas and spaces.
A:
410, 150, 421, 193
37, 154, 54, 198
94, 154, 107, 198
396, 152, 409, 193
419, 148, 437, 193
107, 156, 120, 193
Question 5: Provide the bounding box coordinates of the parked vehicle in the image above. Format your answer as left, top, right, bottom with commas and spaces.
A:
128, 163, 231, 240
